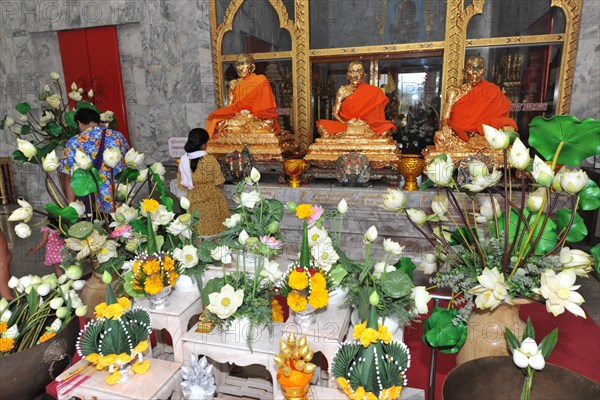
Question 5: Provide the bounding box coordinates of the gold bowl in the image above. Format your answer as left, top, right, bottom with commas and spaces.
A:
398, 154, 425, 191
283, 159, 308, 188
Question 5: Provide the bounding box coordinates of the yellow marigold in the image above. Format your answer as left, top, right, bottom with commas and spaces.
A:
365, 392, 378, 400
163, 255, 175, 271
387, 385, 403, 399
288, 270, 308, 291
103, 303, 125, 320
132, 360, 151, 374
287, 290, 308, 312
117, 353, 132, 363
295, 204, 313, 219
141, 198, 159, 213
271, 298, 284, 323
0, 337, 15, 352
359, 327, 379, 347
144, 274, 164, 295
142, 259, 161, 276
98, 354, 118, 369
0, 322, 7, 334
167, 272, 178, 287
308, 289, 328, 310
86, 353, 100, 364
353, 321, 367, 340
117, 297, 131, 310
133, 260, 143, 274
134, 340, 149, 354
39, 332, 56, 343
95, 302, 108, 319
378, 323, 393, 344
105, 371, 122, 385
310, 273, 327, 291
337, 377, 350, 392
353, 386, 366, 400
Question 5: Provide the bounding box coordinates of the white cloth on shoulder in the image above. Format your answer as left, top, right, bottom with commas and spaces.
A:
179, 150, 207, 189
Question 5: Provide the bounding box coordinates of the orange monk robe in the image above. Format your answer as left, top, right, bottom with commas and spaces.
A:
205, 73, 279, 137
448, 80, 518, 142
316, 82, 396, 135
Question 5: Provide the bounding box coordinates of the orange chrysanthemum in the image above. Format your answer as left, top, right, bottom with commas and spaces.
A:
308, 289, 328, 310
0, 322, 7, 334
288, 270, 309, 291
287, 290, 307, 312
140, 198, 159, 213
295, 204, 313, 220
0, 337, 15, 352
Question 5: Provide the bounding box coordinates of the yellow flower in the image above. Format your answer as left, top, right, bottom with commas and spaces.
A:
359, 327, 379, 347
387, 385, 403, 399
95, 302, 108, 319
353, 322, 367, 340
105, 303, 125, 319
289, 270, 309, 291
0, 337, 15, 352
86, 353, 100, 364
271, 298, 284, 323
353, 386, 366, 400
117, 297, 131, 310
133, 260, 143, 274
144, 274, 164, 295
337, 377, 352, 397
0, 322, 7, 334
98, 354, 118, 368
142, 259, 161, 276
308, 289, 328, 310
287, 290, 307, 312
105, 371, 122, 385
117, 353, 132, 363
39, 332, 56, 343
132, 360, 150, 374
168, 272, 178, 287
141, 198, 159, 213
134, 340, 149, 354
365, 392, 378, 400
310, 273, 327, 291
295, 204, 313, 219
163, 255, 175, 271
377, 324, 393, 344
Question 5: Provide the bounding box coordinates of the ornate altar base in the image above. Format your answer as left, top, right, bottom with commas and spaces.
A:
207, 130, 294, 163
303, 165, 400, 186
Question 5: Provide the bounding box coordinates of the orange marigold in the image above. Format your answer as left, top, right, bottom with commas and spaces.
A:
308, 289, 328, 310
0, 337, 15, 352
39, 332, 57, 343
295, 204, 313, 219
288, 270, 308, 291
141, 198, 159, 213
0, 322, 7, 334
142, 259, 161, 276
144, 274, 164, 295
359, 327, 379, 347
287, 290, 307, 312
271, 298, 284, 323
310, 272, 327, 291
377, 324, 393, 344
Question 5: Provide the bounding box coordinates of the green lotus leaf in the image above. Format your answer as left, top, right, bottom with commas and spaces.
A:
329, 264, 348, 287
529, 115, 600, 166
44, 121, 65, 137
44, 203, 79, 224
578, 180, 600, 211
498, 208, 557, 255
395, 257, 417, 280
64, 110, 77, 129
201, 277, 225, 306
591, 243, 600, 276
266, 199, 284, 222
115, 167, 140, 183
422, 307, 467, 353
20, 124, 30, 135
70, 168, 101, 197
556, 208, 588, 243
75, 101, 100, 113
15, 102, 31, 115
380, 270, 412, 299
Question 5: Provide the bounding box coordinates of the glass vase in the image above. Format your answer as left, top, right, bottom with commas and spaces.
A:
147, 286, 172, 310
291, 305, 316, 328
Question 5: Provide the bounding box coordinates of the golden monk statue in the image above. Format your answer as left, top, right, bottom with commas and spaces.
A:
206, 54, 292, 162
423, 56, 517, 165
306, 62, 401, 169
316, 61, 396, 138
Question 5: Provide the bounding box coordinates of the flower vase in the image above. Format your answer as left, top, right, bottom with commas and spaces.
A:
280, 383, 310, 400
147, 286, 172, 310
80, 262, 105, 319
291, 305, 316, 328
328, 286, 349, 306
455, 298, 530, 366
277, 368, 312, 400
233, 251, 265, 273
174, 274, 201, 293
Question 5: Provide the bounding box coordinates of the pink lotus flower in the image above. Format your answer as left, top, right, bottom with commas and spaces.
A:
110, 224, 132, 239
307, 205, 323, 225
260, 235, 283, 250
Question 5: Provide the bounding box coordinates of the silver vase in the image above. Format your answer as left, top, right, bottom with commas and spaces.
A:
147, 286, 172, 310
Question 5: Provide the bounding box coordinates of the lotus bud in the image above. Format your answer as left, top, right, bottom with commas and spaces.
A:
0, 309, 12, 322
238, 230, 249, 245
508, 138, 531, 169
42, 150, 59, 172
15, 222, 31, 238
125, 148, 145, 167
337, 198, 348, 214
560, 168, 588, 195
178, 213, 192, 224
468, 160, 489, 178
74, 149, 92, 170
424, 154, 454, 186
431, 194, 449, 217
102, 147, 122, 168
480, 197, 501, 221
69, 200, 86, 217
102, 271, 112, 284
72, 280, 86, 291
75, 305, 88, 317
383, 238, 403, 255
137, 168, 148, 182
36, 283, 51, 297
527, 187, 546, 212
531, 156, 554, 187
56, 307, 69, 319
64, 265, 83, 280
49, 318, 62, 332
49, 298, 64, 310
70, 82, 78, 91
4, 325, 19, 339
369, 291, 380, 306
180, 196, 190, 210
50, 71, 60, 80
58, 274, 69, 285
483, 124, 510, 149
7, 276, 19, 289
406, 208, 427, 226
4, 117, 15, 127
88, 89, 94, 98
16, 139, 37, 160
286, 201, 298, 212
248, 167, 261, 183
267, 221, 280, 234
382, 188, 407, 212
363, 225, 378, 244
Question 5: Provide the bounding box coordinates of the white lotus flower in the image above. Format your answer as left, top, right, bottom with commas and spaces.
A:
223, 214, 241, 228
50, 71, 60, 80
167, 219, 190, 238
508, 138, 531, 169
180, 196, 190, 211
17, 113, 27, 122
49, 318, 62, 333
363, 225, 378, 244
74, 149, 92, 170
3, 324, 19, 339
240, 190, 261, 209
42, 150, 59, 171
110, 204, 138, 227
526, 187, 546, 212
7, 276, 19, 289
46, 94, 62, 109
150, 205, 175, 226
8, 199, 33, 222
238, 230, 249, 245
418, 253, 438, 274
383, 238, 404, 255
559, 247, 593, 277
307, 226, 329, 247
4, 117, 15, 127
68, 200, 86, 217
15, 223, 31, 238
102, 147, 122, 168
173, 245, 199, 269
49, 298, 64, 310
533, 269, 585, 318
337, 199, 348, 214
406, 208, 427, 226
483, 124, 510, 149
431, 194, 449, 217
16, 139, 37, 160
468, 267, 511, 310
100, 111, 114, 123
531, 156, 554, 187
207, 284, 244, 319
75, 305, 88, 317
68, 90, 82, 101
412, 286, 432, 314
137, 168, 149, 182
462, 168, 502, 192
467, 160, 489, 178
260, 260, 283, 283
39, 110, 55, 126
382, 189, 407, 212
373, 262, 396, 279
125, 148, 145, 167
150, 162, 166, 177
310, 237, 339, 270
477, 197, 501, 222
211, 246, 232, 264
96, 240, 118, 264
513, 337, 545, 370
65, 231, 107, 260
560, 168, 588, 194
424, 154, 454, 186
246, 167, 261, 184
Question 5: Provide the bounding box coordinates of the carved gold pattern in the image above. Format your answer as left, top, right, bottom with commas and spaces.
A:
309, 42, 445, 57
398, 154, 425, 191
283, 159, 309, 188
466, 34, 564, 47
292, 0, 311, 153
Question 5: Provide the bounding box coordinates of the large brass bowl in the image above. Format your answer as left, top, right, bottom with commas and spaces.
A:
283, 159, 308, 188
397, 154, 425, 191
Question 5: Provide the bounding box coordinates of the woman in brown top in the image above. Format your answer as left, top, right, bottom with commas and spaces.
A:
178, 128, 229, 236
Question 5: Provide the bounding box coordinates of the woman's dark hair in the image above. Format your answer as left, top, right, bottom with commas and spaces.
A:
74, 108, 101, 124
184, 128, 210, 172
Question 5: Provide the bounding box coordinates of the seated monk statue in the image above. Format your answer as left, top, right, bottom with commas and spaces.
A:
205, 54, 279, 138
425, 56, 517, 163
316, 61, 396, 137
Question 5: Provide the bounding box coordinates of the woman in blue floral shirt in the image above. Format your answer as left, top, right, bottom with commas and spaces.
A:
60, 108, 130, 212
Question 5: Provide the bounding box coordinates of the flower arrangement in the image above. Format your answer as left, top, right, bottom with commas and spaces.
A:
382, 115, 600, 352
125, 253, 180, 297
505, 319, 558, 400
330, 293, 411, 400
218, 169, 284, 259
273, 334, 316, 395
77, 285, 152, 385
0, 273, 86, 355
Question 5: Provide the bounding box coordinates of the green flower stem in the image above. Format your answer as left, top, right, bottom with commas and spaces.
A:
445, 187, 475, 254
506, 173, 527, 264
521, 368, 534, 400
550, 141, 565, 171
257, 182, 263, 226
512, 192, 549, 278
544, 195, 580, 256
337, 214, 344, 247
501, 149, 511, 273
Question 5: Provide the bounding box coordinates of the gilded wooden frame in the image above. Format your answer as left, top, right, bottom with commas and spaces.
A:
209, 0, 582, 149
